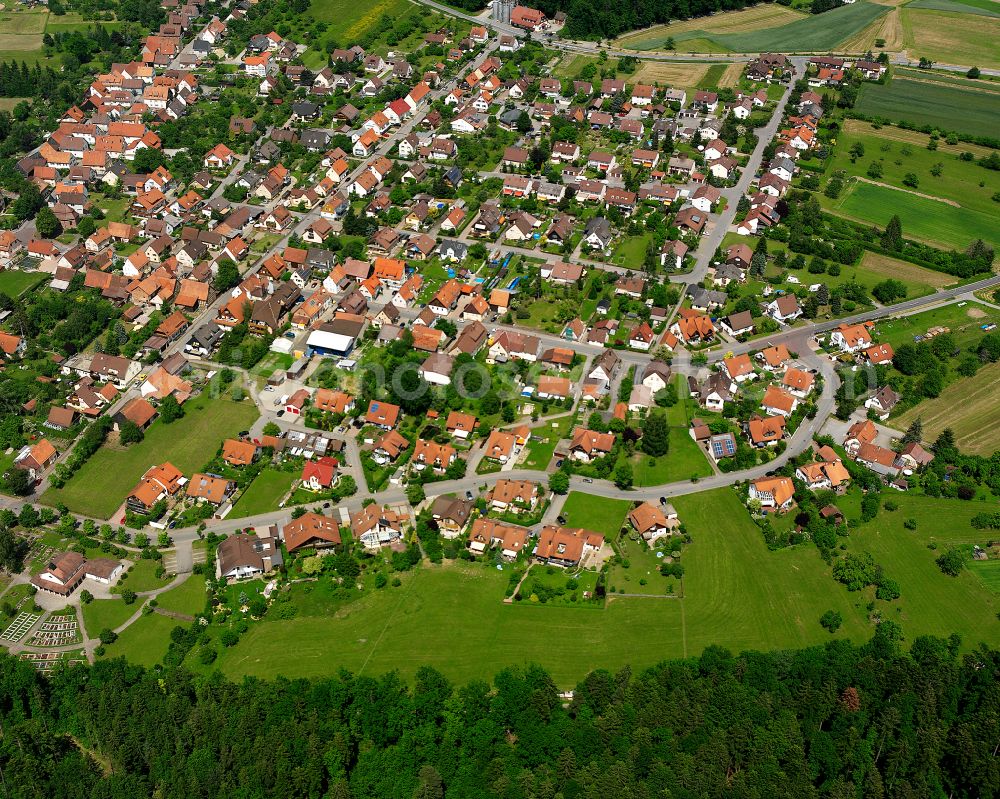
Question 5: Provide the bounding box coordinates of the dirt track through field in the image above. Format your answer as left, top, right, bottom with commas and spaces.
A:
855, 176, 960, 206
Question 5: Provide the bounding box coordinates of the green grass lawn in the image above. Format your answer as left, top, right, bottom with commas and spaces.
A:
230, 470, 295, 518
856, 77, 1000, 140
830, 181, 1000, 252
630, 377, 713, 486
560, 492, 631, 537
611, 234, 653, 269
608, 538, 677, 596
115, 560, 168, 594
970, 560, 1000, 594
522, 415, 575, 470
168, 488, 1000, 686
43, 394, 260, 518
824, 129, 999, 218
81, 598, 137, 638
99, 612, 179, 667
156, 575, 208, 616
0, 270, 46, 298
630, 426, 713, 485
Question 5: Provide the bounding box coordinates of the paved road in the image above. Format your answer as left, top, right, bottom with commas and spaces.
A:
685, 57, 804, 289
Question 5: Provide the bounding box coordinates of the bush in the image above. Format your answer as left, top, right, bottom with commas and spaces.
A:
374, 572, 388, 589
936, 548, 965, 577
903, 518, 917, 530
819, 610, 843, 633
121, 588, 137, 605
99, 628, 117, 645
198, 647, 218, 664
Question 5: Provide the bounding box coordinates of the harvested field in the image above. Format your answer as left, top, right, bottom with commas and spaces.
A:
716, 62, 744, 88
632, 61, 709, 89
858, 251, 958, 289
616, 3, 805, 49
891, 360, 1000, 455
900, 9, 1000, 69
839, 6, 903, 51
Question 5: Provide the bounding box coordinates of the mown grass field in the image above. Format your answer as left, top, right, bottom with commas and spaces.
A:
900, 8, 1000, 69
890, 360, 1000, 455
631, 61, 710, 90
81, 598, 136, 638
156, 575, 208, 616
190, 489, 1000, 685
830, 180, 1000, 252
560, 491, 631, 537
856, 77, 1000, 139
825, 128, 999, 217
230, 470, 295, 518
844, 494, 1000, 644
856, 252, 957, 290
43, 394, 259, 519
115, 560, 168, 594
970, 560, 1000, 594
99, 611, 178, 667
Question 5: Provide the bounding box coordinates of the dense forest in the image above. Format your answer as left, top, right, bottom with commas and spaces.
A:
1, 628, 999, 797
446, 0, 772, 40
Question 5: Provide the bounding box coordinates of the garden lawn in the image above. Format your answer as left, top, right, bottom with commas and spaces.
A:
156, 575, 208, 616
856, 77, 1000, 139
843, 494, 1000, 645
608, 539, 677, 596
611, 234, 654, 269
43, 394, 259, 518
560, 492, 631, 537
0, 270, 46, 298
230, 470, 295, 518
81, 598, 137, 638
829, 181, 1000, 252
630, 425, 713, 486
115, 560, 168, 594
522, 415, 574, 470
